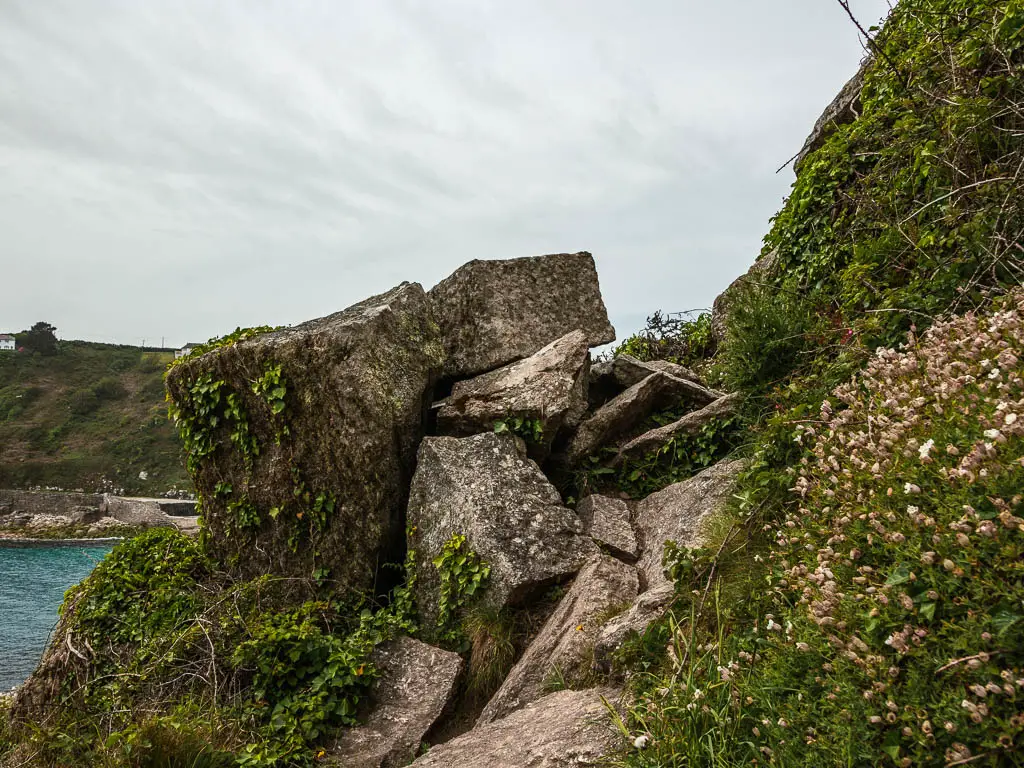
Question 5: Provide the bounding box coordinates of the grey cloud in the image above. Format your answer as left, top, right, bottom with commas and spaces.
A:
0, 0, 892, 346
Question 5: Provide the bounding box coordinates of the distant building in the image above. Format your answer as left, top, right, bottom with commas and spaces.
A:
175, 342, 204, 359
0, 334, 15, 352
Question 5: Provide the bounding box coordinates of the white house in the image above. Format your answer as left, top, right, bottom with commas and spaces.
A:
0, 334, 15, 352
175, 342, 204, 359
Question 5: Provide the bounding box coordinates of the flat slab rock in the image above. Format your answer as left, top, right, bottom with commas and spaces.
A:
436, 330, 590, 460
594, 354, 710, 392
635, 459, 746, 591
567, 371, 713, 462
478, 554, 638, 725
408, 433, 597, 628
429, 252, 615, 378
577, 495, 637, 561
410, 688, 623, 768
614, 392, 741, 466
328, 637, 463, 768
165, 282, 442, 587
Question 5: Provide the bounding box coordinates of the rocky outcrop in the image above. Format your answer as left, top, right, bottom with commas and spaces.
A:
634, 459, 746, 590
592, 583, 675, 674
410, 688, 623, 767
165, 282, 444, 587
408, 433, 596, 628
429, 252, 615, 378
436, 330, 590, 460
577, 495, 637, 562
328, 638, 463, 768
613, 392, 741, 465
478, 555, 637, 724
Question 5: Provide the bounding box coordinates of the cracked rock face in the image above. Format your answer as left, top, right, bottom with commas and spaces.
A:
478, 554, 638, 725
436, 330, 591, 460
408, 433, 597, 628
634, 459, 747, 590
429, 252, 615, 378
409, 688, 624, 768
328, 637, 463, 768
577, 495, 638, 562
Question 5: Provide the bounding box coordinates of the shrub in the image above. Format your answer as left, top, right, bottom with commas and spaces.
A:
92, 376, 128, 401
68, 389, 100, 415
615, 310, 715, 368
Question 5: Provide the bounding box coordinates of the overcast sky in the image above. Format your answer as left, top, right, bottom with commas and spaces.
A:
0, 0, 892, 348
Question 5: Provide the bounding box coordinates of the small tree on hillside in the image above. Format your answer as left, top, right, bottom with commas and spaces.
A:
18, 322, 59, 356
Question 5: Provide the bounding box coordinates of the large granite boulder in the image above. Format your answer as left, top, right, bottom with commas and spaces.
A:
478, 555, 638, 724
165, 282, 444, 587
436, 330, 590, 460
592, 582, 675, 674
577, 495, 637, 562
328, 638, 463, 768
410, 688, 623, 767
408, 433, 597, 629
102, 496, 175, 529
429, 252, 615, 378
634, 459, 746, 590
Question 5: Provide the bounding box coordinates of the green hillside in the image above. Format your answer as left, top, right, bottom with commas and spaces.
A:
0, 341, 190, 495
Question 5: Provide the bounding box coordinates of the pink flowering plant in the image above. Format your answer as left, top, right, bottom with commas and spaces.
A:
617, 296, 1024, 767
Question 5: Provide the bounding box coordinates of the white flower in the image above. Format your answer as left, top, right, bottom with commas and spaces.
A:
904, 483, 921, 494
766, 619, 782, 632
984, 429, 1001, 439
918, 439, 934, 459
633, 734, 650, 749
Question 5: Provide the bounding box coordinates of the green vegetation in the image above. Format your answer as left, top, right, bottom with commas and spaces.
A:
614, 310, 715, 373
0, 340, 189, 495
608, 1, 1024, 766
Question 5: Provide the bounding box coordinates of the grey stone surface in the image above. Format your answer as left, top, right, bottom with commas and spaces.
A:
408, 433, 597, 628
634, 459, 746, 590
614, 393, 741, 465
478, 555, 638, 725
567, 372, 712, 462
794, 58, 868, 172
592, 583, 675, 674
410, 688, 623, 768
577, 495, 637, 561
328, 637, 463, 768
436, 330, 590, 460
429, 252, 615, 378
165, 282, 444, 587
0, 489, 104, 517
103, 496, 176, 528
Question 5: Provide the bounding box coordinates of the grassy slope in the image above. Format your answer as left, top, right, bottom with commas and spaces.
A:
609, 1, 1024, 766
0, 341, 190, 495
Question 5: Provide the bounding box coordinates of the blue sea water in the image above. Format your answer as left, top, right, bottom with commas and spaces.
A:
0, 541, 114, 691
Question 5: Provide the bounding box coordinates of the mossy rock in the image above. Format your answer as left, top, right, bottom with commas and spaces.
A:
165, 282, 444, 588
